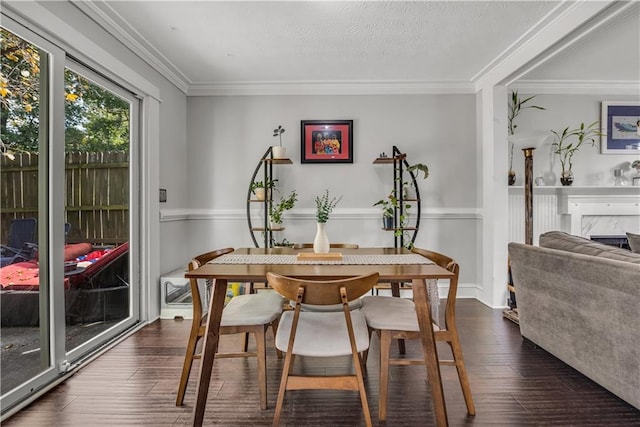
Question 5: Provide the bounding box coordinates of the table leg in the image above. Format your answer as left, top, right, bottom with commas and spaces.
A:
192, 278, 227, 427
412, 278, 448, 427
390, 281, 406, 354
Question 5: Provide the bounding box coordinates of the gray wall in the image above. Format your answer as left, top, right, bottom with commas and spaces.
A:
185, 94, 481, 292
509, 94, 640, 186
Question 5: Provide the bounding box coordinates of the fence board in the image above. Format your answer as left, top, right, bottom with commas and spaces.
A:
1, 151, 129, 245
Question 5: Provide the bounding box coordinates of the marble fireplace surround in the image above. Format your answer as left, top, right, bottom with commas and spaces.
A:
509, 186, 640, 245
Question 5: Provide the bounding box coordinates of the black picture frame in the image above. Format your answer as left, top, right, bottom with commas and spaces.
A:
300, 120, 353, 163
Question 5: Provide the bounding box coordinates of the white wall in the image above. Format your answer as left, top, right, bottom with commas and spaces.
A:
185, 94, 482, 294
508, 93, 640, 187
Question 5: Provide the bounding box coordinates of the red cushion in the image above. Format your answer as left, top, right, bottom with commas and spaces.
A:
0, 261, 40, 289
64, 243, 92, 261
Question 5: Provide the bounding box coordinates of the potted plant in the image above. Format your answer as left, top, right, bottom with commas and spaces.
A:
632, 160, 640, 186
271, 237, 294, 248
272, 125, 286, 159
404, 162, 429, 198
374, 192, 412, 230
508, 91, 546, 185
269, 190, 298, 229
251, 178, 279, 201
551, 121, 601, 186
313, 189, 342, 253
406, 162, 429, 180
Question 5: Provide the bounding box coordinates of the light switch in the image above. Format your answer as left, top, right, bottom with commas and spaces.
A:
159, 188, 167, 203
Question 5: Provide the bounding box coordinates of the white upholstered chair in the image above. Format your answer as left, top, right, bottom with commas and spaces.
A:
176, 248, 284, 409
266, 271, 379, 427
360, 247, 475, 420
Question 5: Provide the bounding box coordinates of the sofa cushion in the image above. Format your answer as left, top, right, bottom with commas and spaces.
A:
539, 231, 640, 264
627, 232, 640, 253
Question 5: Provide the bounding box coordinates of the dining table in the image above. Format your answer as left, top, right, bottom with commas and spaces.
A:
185, 246, 454, 427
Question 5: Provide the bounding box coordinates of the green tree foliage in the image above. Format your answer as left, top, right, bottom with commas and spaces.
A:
1, 28, 130, 156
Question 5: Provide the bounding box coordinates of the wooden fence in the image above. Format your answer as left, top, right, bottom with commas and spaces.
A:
1, 151, 129, 245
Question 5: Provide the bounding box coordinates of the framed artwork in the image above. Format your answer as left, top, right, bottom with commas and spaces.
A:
601, 101, 640, 153
300, 120, 353, 163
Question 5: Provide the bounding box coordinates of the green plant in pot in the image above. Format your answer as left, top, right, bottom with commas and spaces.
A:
374, 192, 412, 230
272, 125, 286, 159
251, 178, 279, 200
508, 91, 546, 185
313, 189, 342, 253
404, 162, 429, 198
551, 121, 601, 186
269, 189, 297, 228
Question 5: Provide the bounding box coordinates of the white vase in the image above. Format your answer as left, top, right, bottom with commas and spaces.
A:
313, 222, 330, 253
272, 146, 286, 159
254, 188, 265, 200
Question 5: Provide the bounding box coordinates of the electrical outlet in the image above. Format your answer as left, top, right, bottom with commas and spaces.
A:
159, 188, 167, 203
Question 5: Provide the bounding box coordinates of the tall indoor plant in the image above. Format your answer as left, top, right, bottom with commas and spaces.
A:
508, 91, 546, 185
313, 189, 342, 253
551, 121, 601, 186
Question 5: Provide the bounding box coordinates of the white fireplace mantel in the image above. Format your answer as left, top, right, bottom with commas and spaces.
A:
509, 186, 640, 243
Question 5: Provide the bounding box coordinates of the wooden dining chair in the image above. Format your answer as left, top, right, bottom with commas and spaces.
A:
266, 271, 379, 427
360, 247, 475, 420
176, 248, 284, 409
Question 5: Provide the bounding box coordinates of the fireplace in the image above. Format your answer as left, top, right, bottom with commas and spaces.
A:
589, 234, 630, 250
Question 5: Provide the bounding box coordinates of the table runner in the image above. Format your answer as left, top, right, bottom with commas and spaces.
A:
209, 253, 434, 265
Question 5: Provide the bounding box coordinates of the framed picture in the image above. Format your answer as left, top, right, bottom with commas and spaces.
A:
301, 120, 353, 163
601, 101, 640, 153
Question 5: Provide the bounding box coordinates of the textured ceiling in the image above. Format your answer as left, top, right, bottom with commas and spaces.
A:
87, 0, 640, 89
100, 1, 561, 86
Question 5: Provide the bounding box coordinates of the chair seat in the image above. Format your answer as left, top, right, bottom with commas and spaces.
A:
361, 296, 439, 332
276, 310, 370, 357
222, 293, 284, 326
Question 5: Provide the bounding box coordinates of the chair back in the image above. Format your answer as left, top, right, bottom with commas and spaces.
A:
188, 248, 234, 323
5, 218, 37, 249
293, 243, 359, 249
411, 247, 459, 326
266, 272, 378, 305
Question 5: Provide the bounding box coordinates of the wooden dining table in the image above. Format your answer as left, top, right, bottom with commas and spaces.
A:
185, 247, 454, 427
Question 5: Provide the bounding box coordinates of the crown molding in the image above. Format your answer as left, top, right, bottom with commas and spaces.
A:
474, 1, 618, 89
74, 0, 190, 94
511, 79, 640, 95
186, 81, 476, 96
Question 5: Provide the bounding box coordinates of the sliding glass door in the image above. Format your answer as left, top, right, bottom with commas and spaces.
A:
1, 17, 140, 415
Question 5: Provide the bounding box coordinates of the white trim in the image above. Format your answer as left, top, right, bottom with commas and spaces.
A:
160, 207, 482, 222
471, 2, 575, 83
474, 1, 616, 89
74, 0, 189, 94
187, 81, 475, 96
3, 1, 161, 101
511, 80, 640, 95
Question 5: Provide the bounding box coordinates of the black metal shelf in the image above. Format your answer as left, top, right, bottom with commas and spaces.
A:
373, 145, 422, 249
246, 148, 293, 248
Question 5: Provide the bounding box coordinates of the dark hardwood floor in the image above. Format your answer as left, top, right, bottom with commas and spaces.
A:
4, 300, 639, 426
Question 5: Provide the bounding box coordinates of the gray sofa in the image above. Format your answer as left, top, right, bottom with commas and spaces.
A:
509, 231, 640, 410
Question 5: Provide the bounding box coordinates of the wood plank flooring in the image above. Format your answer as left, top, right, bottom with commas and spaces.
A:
4, 300, 639, 426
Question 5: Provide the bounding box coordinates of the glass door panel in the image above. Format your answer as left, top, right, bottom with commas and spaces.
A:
0, 26, 49, 397
63, 65, 135, 354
